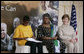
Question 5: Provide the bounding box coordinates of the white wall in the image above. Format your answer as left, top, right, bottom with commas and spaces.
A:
58, 1, 83, 53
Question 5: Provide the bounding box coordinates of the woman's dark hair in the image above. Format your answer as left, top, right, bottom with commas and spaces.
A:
42, 13, 52, 21
23, 15, 30, 22
62, 14, 70, 20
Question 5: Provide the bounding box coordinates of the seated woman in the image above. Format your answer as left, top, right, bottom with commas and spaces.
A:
37, 13, 58, 53
58, 14, 79, 53
1, 23, 10, 51
13, 16, 43, 53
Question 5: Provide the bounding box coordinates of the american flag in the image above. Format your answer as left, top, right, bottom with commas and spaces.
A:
70, 4, 78, 42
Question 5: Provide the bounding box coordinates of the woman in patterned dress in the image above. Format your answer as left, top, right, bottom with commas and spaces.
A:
37, 13, 58, 53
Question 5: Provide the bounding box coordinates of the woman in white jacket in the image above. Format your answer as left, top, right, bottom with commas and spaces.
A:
58, 14, 79, 53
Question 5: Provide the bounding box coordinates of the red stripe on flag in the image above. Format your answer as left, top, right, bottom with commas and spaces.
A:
76, 31, 78, 35
75, 31, 78, 42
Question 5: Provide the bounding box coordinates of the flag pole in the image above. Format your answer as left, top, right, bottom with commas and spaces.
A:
64, 5, 66, 14
73, 1, 74, 5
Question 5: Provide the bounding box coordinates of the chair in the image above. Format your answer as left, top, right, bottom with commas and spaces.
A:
15, 40, 30, 53
43, 45, 49, 53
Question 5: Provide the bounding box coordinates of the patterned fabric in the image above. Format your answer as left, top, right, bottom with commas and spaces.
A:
37, 25, 55, 53
59, 40, 66, 53
1, 34, 10, 51
9, 33, 14, 51
56, 33, 66, 53
50, 24, 58, 46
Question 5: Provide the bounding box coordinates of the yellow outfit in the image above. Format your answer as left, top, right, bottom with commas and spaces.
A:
13, 24, 33, 46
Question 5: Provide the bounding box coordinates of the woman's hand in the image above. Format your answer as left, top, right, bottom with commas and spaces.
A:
69, 39, 75, 43
43, 36, 58, 40
43, 37, 52, 40
23, 37, 28, 40
32, 36, 36, 39
52, 36, 58, 40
